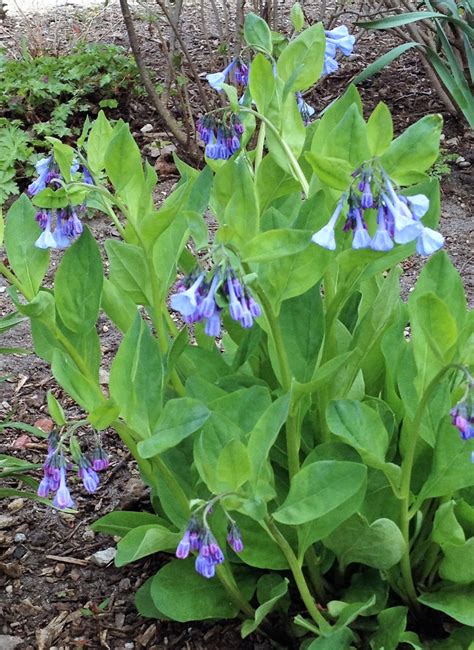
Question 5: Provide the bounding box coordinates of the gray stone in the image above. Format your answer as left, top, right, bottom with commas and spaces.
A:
90, 547, 116, 567
14, 533, 26, 543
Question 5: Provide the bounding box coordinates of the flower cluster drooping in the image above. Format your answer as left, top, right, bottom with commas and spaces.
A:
205, 58, 249, 91
451, 382, 474, 461
323, 25, 355, 76
37, 432, 109, 509
170, 265, 261, 337
196, 113, 244, 160
176, 513, 244, 579
28, 155, 93, 250
311, 162, 444, 256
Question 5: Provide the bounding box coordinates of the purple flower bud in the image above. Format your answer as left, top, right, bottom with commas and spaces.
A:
92, 446, 109, 472
37, 476, 51, 498
227, 523, 244, 553
239, 297, 253, 329
227, 276, 243, 321
176, 530, 191, 559
205, 311, 221, 337
451, 400, 474, 440
360, 181, 373, 209
247, 296, 261, 318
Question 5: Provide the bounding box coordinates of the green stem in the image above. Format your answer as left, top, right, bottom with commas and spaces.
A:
216, 564, 255, 619
240, 108, 309, 196
266, 518, 328, 633
72, 182, 127, 239
398, 363, 465, 609
304, 547, 327, 602
286, 398, 301, 480
0, 263, 33, 301
254, 122, 266, 174
112, 420, 156, 488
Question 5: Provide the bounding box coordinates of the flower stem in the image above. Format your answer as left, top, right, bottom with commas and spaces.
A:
265, 518, 329, 633
239, 108, 309, 196
398, 363, 465, 609
215, 564, 255, 619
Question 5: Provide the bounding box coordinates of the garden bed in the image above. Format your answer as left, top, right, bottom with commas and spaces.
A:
0, 1, 473, 648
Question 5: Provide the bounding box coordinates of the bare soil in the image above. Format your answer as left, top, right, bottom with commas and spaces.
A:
0, 1, 473, 648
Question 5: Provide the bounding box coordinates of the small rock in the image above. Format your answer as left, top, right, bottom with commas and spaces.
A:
8, 499, 24, 513
456, 155, 466, 164
54, 563, 66, 577
13, 533, 26, 543
82, 529, 95, 541
0, 636, 23, 650
5, 585, 13, 595
70, 568, 81, 582
34, 417, 54, 433
124, 643, 134, 649
99, 368, 110, 385
13, 545, 27, 559
118, 578, 131, 591
29, 531, 49, 547
90, 547, 116, 567
140, 123, 154, 133
0, 515, 16, 529
458, 160, 471, 168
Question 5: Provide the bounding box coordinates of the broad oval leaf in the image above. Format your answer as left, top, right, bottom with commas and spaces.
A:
273, 460, 367, 525
115, 524, 179, 567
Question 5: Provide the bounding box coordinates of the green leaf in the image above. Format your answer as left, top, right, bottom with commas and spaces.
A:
241, 228, 310, 263
305, 152, 353, 191
247, 394, 290, 491
244, 13, 272, 53
32, 187, 69, 209
215, 439, 251, 491
367, 102, 393, 156
433, 501, 465, 546
370, 606, 408, 650
439, 539, 474, 583
137, 398, 210, 458
380, 114, 442, 182
249, 54, 276, 115
151, 559, 240, 621
273, 460, 367, 525
104, 123, 144, 221
152, 214, 189, 301
109, 315, 164, 436
234, 514, 289, 569
353, 43, 419, 85
101, 277, 137, 333
326, 400, 389, 466
278, 283, 324, 382
92, 511, 167, 538
87, 109, 114, 173
135, 577, 166, 619
290, 2, 305, 31
54, 227, 103, 332
419, 584, 474, 625
358, 11, 453, 29
5, 195, 49, 298
322, 104, 370, 167
324, 514, 405, 570
115, 525, 179, 567
105, 240, 151, 305
88, 399, 120, 430
47, 390, 66, 426
277, 23, 325, 92
241, 578, 289, 638
52, 350, 104, 412
415, 293, 458, 361
307, 628, 355, 649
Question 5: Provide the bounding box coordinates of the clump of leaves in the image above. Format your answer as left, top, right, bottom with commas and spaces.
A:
0, 43, 142, 137
0, 120, 33, 205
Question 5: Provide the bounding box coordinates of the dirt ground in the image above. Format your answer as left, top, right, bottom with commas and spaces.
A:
0, 1, 473, 648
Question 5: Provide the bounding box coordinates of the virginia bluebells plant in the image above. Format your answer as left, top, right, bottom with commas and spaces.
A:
37, 432, 109, 508
176, 509, 243, 579
323, 25, 355, 76
29, 155, 93, 249
170, 263, 261, 337
311, 161, 444, 255
197, 113, 244, 160
451, 379, 474, 461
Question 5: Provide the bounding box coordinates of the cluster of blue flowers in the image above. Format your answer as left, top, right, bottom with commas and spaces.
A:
205, 58, 249, 92
451, 388, 474, 461
323, 25, 355, 76
37, 432, 109, 508
176, 515, 243, 579
312, 163, 444, 256
28, 155, 93, 249
196, 113, 244, 160
170, 266, 261, 337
